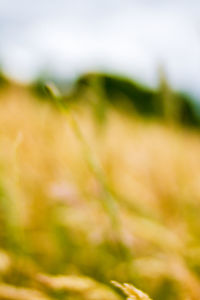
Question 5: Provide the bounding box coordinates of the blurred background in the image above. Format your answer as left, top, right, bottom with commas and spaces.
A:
1, 0, 200, 96
1, 1, 200, 300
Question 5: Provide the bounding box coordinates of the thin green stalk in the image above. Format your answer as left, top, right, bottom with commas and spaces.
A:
45, 83, 119, 228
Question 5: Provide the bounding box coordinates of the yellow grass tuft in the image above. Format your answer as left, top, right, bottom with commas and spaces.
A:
37, 274, 121, 300
0, 284, 50, 300
112, 281, 152, 300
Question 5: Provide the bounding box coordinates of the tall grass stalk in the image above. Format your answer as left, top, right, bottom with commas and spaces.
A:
44, 82, 119, 228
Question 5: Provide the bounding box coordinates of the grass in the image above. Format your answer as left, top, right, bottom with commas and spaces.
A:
0, 82, 200, 299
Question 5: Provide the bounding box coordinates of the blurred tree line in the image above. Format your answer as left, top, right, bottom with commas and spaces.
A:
1, 68, 200, 128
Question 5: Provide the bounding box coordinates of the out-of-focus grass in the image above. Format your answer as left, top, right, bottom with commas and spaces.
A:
1, 82, 200, 299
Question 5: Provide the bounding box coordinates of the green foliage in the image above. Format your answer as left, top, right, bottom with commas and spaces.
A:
74, 72, 200, 128
0, 71, 9, 88
30, 79, 52, 100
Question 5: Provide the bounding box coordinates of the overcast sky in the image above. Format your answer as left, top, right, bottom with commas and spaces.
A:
0, 0, 200, 97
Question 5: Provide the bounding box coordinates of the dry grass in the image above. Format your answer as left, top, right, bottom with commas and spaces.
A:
0, 83, 200, 299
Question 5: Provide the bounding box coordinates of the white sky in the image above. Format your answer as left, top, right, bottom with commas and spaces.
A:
0, 0, 200, 96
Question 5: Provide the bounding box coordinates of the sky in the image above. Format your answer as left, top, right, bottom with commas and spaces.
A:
0, 0, 200, 97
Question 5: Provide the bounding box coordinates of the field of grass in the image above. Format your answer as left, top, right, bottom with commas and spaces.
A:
0, 82, 200, 299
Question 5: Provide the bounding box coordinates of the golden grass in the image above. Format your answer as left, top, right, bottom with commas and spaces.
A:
0, 84, 200, 299
112, 281, 152, 300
